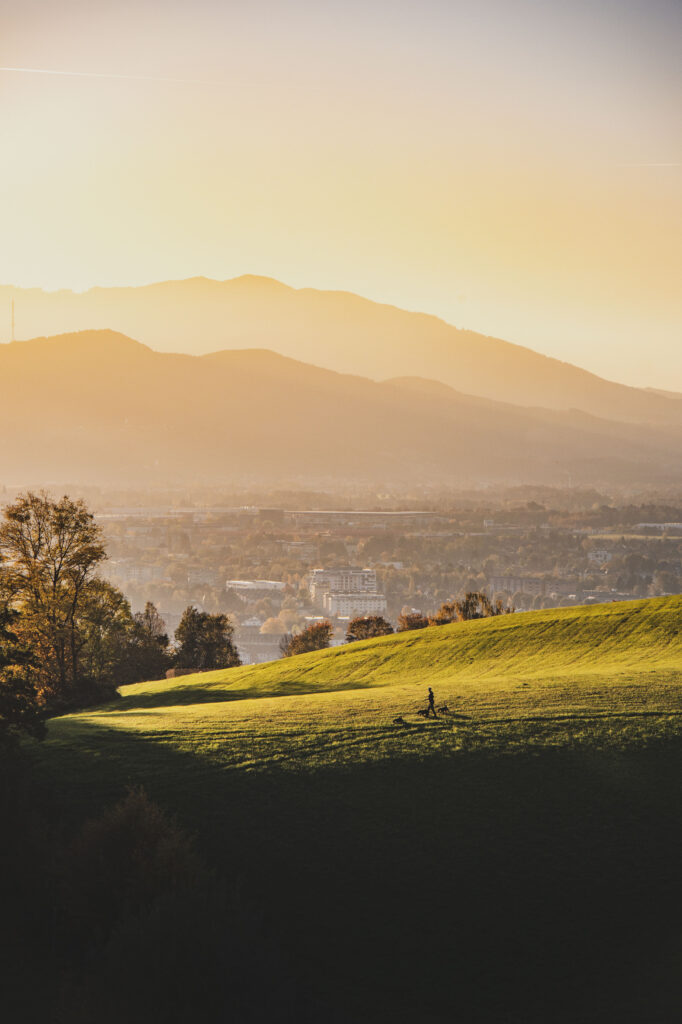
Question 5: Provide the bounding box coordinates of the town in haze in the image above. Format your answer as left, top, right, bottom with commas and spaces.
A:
1, 1, 681, 1023
72, 489, 682, 663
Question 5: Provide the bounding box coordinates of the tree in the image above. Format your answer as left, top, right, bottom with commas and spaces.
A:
280, 621, 333, 657
0, 604, 46, 745
429, 592, 511, 627
0, 492, 106, 706
279, 632, 294, 657
429, 600, 461, 626
345, 616, 394, 643
175, 607, 241, 671
126, 602, 172, 683
76, 580, 135, 700
397, 611, 430, 632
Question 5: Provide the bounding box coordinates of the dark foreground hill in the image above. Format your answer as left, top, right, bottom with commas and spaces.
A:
1, 329, 681, 487
6, 598, 682, 1022
3, 275, 681, 425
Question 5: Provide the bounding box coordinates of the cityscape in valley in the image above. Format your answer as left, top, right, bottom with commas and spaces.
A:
2, 0, 681, 1022
90, 492, 681, 664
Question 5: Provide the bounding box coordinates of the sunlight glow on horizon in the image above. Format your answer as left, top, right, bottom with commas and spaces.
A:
1, 0, 680, 389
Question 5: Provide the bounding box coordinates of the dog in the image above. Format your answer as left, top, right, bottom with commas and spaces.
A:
416, 707, 431, 718
392, 715, 408, 726
437, 704, 450, 715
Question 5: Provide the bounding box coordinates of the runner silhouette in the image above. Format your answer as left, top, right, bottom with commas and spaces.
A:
427, 687, 437, 718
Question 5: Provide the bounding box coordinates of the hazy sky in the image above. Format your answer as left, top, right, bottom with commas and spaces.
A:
1, 0, 680, 388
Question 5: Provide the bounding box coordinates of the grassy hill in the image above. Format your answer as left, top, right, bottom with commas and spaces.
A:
18, 597, 682, 1022
115, 596, 682, 709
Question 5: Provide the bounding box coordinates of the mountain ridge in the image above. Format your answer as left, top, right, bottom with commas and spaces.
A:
1, 329, 681, 488
2, 276, 680, 426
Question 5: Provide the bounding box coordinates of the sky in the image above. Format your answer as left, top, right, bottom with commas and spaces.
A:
1, 0, 680, 389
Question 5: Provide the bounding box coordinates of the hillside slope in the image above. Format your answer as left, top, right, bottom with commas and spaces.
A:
1, 330, 681, 487
24, 597, 682, 1024
3, 275, 681, 424
115, 597, 682, 712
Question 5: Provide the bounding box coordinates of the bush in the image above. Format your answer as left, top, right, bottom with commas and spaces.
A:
60, 787, 202, 945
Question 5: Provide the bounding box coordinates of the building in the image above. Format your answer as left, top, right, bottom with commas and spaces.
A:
188, 567, 222, 586
288, 510, 438, 530
225, 579, 286, 599
235, 617, 284, 665
588, 549, 612, 565
636, 523, 682, 533
107, 560, 167, 584
282, 541, 317, 559
489, 575, 546, 597
308, 567, 377, 602
322, 592, 388, 617
490, 575, 579, 598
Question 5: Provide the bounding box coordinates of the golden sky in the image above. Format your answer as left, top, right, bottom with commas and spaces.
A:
1, 0, 680, 388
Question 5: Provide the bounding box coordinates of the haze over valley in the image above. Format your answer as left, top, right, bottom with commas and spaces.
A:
3, 326, 682, 489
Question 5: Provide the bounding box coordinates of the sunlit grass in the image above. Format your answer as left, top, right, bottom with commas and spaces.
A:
32, 597, 682, 802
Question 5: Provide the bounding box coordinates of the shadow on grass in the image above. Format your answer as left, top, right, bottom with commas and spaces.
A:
112, 676, 377, 711
22, 716, 682, 1023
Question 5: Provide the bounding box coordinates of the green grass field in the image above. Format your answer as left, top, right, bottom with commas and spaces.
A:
22, 597, 682, 1022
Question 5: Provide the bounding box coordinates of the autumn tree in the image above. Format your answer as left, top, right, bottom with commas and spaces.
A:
0, 492, 106, 705
345, 615, 394, 643
175, 607, 241, 671
429, 592, 511, 626
0, 604, 45, 745
397, 611, 430, 632
280, 621, 333, 657
429, 600, 461, 626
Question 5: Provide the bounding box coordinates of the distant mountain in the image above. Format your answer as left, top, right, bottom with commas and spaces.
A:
646, 387, 682, 401
2, 276, 681, 426
1, 330, 680, 488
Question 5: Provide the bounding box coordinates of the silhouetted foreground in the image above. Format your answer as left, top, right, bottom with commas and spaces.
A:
3, 730, 682, 1023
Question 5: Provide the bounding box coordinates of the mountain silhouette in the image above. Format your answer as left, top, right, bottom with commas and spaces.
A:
2, 276, 680, 425
1, 330, 680, 488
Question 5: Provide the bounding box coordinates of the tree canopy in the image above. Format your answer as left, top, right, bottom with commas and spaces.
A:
281, 621, 333, 657
345, 616, 394, 643
430, 591, 512, 625
0, 604, 45, 745
175, 607, 241, 672
0, 492, 109, 707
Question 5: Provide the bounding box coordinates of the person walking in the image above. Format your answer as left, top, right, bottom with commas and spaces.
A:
427, 687, 437, 718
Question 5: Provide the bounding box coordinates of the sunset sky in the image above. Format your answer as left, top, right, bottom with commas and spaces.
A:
1, 0, 680, 388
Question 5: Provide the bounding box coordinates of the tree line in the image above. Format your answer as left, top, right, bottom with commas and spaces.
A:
279, 592, 512, 657
0, 492, 240, 742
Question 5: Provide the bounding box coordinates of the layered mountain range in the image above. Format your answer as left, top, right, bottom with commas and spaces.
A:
1, 329, 680, 488
2, 276, 681, 426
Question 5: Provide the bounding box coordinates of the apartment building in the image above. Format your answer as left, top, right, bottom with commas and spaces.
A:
308, 567, 377, 602
322, 592, 388, 617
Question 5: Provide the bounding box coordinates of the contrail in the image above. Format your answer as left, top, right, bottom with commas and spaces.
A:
0, 66, 205, 85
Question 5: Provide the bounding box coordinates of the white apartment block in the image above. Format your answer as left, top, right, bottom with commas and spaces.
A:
322, 591, 388, 617
309, 567, 377, 603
